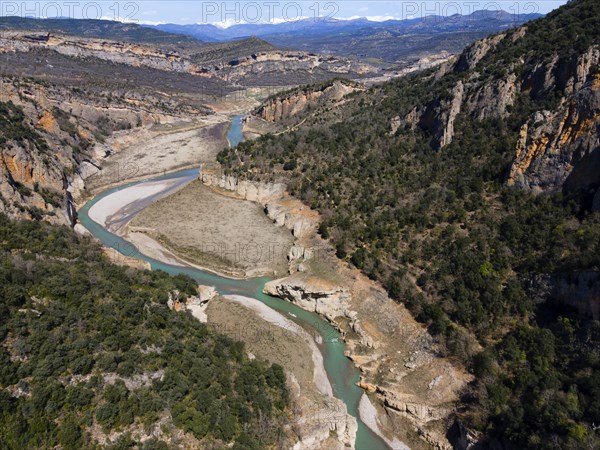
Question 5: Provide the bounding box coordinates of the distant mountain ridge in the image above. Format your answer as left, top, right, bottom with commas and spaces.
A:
151, 11, 542, 42
149, 11, 542, 64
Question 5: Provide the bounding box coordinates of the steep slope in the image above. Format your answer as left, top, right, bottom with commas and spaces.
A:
217, 0, 600, 448
254, 79, 361, 122
0, 72, 207, 226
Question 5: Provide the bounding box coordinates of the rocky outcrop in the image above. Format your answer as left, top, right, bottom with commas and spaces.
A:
199, 171, 286, 204
419, 81, 464, 150
256, 80, 359, 122
264, 203, 315, 238
263, 277, 351, 321
384, 394, 451, 422
455, 33, 507, 72
448, 420, 481, 450
465, 72, 518, 120
528, 270, 600, 321
291, 398, 357, 450
507, 71, 600, 193
553, 271, 600, 319
167, 286, 216, 323
0, 74, 188, 225
398, 23, 600, 199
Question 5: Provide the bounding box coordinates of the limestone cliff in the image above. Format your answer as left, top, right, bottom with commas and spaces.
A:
255, 80, 360, 122
507, 66, 600, 195
393, 22, 600, 201
0, 31, 377, 88
0, 76, 196, 226
199, 170, 286, 204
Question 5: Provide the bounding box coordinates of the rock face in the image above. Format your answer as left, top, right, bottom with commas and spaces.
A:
199, 172, 286, 204
0, 31, 377, 87
507, 70, 600, 194
528, 270, 600, 321
167, 286, 216, 323
396, 20, 600, 200
291, 393, 358, 450
419, 81, 465, 150
552, 271, 600, 319
263, 277, 351, 321
256, 80, 359, 122
0, 74, 188, 226
455, 33, 507, 72
265, 203, 316, 238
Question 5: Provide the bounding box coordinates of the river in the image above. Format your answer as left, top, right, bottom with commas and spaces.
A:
77, 115, 391, 450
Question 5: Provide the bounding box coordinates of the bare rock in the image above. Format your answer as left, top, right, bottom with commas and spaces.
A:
455, 33, 507, 72
264, 276, 351, 321
257, 80, 360, 122
292, 218, 313, 238
507, 73, 600, 193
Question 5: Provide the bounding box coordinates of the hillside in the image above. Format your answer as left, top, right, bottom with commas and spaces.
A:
0, 17, 204, 47
218, 0, 600, 447
0, 215, 289, 448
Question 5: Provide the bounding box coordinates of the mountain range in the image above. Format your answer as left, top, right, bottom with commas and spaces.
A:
150, 11, 543, 64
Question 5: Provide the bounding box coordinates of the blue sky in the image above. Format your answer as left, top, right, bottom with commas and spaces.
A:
1, 1, 568, 26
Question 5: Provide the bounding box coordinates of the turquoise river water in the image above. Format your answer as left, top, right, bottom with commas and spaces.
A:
77, 115, 391, 450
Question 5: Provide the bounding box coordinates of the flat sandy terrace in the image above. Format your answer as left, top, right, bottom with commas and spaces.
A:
130, 180, 295, 278
85, 175, 239, 277
88, 175, 197, 234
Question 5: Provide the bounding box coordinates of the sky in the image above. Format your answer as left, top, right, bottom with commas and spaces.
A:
1, 1, 569, 27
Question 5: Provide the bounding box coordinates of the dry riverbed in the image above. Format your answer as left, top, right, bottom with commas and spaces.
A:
84, 118, 229, 193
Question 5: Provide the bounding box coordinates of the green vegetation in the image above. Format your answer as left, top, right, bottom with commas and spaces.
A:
218, 0, 600, 447
0, 215, 288, 449
0, 101, 48, 151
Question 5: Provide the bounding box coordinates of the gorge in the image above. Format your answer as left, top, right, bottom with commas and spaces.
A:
77, 116, 395, 450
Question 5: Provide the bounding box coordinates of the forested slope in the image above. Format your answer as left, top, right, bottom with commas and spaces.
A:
0, 215, 288, 449
218, 0, 600, 447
